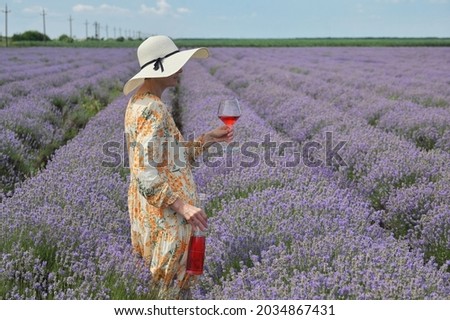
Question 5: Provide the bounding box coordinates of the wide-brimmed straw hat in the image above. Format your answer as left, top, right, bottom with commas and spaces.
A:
123, 35, 209, 95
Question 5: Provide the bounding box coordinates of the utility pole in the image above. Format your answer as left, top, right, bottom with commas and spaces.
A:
41, 8, 46, 42
84, 20, 88, 39
1, 4, 11, 47
69, 15, 73, 38
93, 21, 99, 39
105, 24, 108, 39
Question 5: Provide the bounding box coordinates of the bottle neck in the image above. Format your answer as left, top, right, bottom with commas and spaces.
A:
193, 229, 205, 237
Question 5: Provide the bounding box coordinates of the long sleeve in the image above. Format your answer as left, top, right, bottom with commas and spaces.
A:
133, 101, 179, 208
184, 134, 207, 165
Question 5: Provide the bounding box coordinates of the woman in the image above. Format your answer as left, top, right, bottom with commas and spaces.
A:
123, 35, 232, 298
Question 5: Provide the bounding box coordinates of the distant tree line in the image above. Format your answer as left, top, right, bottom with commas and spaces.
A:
10, 30, 140, 43
12, 30, 50, 42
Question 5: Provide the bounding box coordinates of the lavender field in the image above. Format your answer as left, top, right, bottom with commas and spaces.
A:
1, 47, 449, 299
0, 47, 136, 201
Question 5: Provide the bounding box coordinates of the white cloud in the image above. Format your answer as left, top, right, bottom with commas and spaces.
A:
140, 0, 171, 15
23, 6, 45, 14
140, 0, 191, 16
99, 4, 131, 15
72, 4, 95, 13
177, 7, 191, 14
72, 4, 130, 15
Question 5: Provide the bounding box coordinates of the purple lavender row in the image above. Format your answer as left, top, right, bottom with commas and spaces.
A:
199, 187, 449, 299
208, 48, 450, 266
178, 60, 450, 299
1, 63, 104, 106
0, 47, 135, 84
205, 48, 450, 269
0, 95, 155, 299
1, 47, 136, 109
207, 50, 450, 198
207, 48, 450, 152
0, 47, 77, 82
1, 48, 136, 200
212, 47, 450, 106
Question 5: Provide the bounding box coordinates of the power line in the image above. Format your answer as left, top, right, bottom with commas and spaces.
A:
1, 3, 144, 41
1, 4, 11, 47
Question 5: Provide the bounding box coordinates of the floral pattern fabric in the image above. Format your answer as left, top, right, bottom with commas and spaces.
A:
124, 92, 205, 298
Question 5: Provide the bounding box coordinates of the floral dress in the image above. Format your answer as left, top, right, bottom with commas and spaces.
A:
124, 92, 205, 298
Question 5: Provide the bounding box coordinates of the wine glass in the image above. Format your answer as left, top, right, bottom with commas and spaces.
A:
218, 98, 241, 152
218, 98, 241, 127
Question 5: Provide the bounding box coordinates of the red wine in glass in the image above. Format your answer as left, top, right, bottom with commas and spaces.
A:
218, 98, 241, 128
218, 115, 240, 127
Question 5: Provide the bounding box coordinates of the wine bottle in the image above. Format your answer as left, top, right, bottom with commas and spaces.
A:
186, 194, 207, 275
186, 229, 205, 275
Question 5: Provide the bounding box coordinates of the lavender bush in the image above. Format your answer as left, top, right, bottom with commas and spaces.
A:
1, 96, 155, 299
0, 47, 136, 200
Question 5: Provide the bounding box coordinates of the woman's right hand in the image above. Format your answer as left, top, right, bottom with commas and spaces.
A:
170, 198, 208, 231
205, 125, 234, 145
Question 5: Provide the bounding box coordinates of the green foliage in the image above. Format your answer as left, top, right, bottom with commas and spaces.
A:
289, 67, 310, 75
425, 242, 450, 270
368, 113, 381, 127
206, 179, 283, 217
58, 34, 74, 43
12, 30, 51, 42
412, 96, 449, 108
415, 135, 437, 151
209, 66, 220, 76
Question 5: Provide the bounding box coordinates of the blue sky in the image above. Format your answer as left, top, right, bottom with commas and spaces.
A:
3, 0, 450, 39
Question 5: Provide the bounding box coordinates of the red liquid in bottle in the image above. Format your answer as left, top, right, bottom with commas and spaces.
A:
219, 115, 240, 127
186, 234, 205, 275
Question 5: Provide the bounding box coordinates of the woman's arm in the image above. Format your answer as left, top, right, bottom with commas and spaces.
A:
185, 125, 234, 162
134, 101, 180, 208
